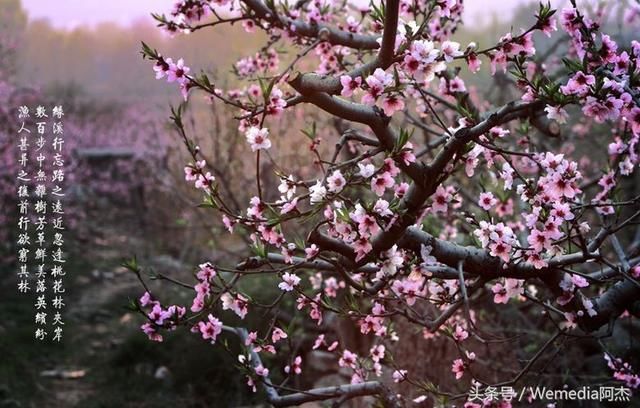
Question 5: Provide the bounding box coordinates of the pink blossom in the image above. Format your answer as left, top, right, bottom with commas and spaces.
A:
560, 71, 595, 96
358, 162, 375, 178
153, 57, 172, 79
441, 41, 463, 62
527, 228, 552, 253
279, 272, 301, 291
309, 181, 327, 204
167, 58, 190, 83
139, 291, 154, 307
431, 185, 449, 213
141, 323, 163, 342
466, 52, 481, 73
340, 75, 361, 97
452, 358, 465, 379
255, 364, 269, 377
489, 241, 511, 263
353, 237, 373, 261
326, 169, 346, 193
478, 192, 497, 211
395, 182, 409, 198
371, 172, 395, 196
271, 327, 288, 342
373, 199, 393, 217
381, 95, 405, 116
198, 314, 223, 344
392, 369, 407, 382
339, 349, 358, 368
221, 292, 249, 319
194, 172, 215, 190
545, 105, 569, 124
245, 127, 271, 151
305, 244, 319, 259
284, 356, 302, 375
197, 262, 216, 282
453, 325, 469, 342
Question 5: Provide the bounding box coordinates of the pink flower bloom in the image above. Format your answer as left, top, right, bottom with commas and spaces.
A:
358, 163, 375, 178
492, 282, 509, 304
139, 291, 153, 307
312, 335, 325, 350
279, 272, 301, 291
255, 364, 269, 377
527, 252, 548, 269
571, 274, 589, 288
221, 292, 249, 319
544, 105, 569, 124
393, 182, 408, 199
452, 358, 465, 379
548, 173, 578, 199
141, 323, 163, 342
197, 262, 216, 282
370, 344, 385, 362
340, 75, 361, 97
194, 172, 215, 190
280, 197, 299, 214
284, 355, 302, 375
489, 240, 511, 263
466, 52, 481, 73
500, 162, 515, 190
222, 215, 236, 233
245, 127, 271, 151
339, 349, 358, 368
153, 57, 172, 79
184, 166, 197, 181
148, 304, 171, 325
551, 202, 574, 221
441, 41, 463, 62
323, 277, 345, 297
373, 199, 393, 217
167, 58, 190, 83
309, 181, 327, 204
371, 172, 394, 196
453, 325, 468, 342
492, 278, 523, 304
527, 228, 552, 253
431, 185, 449, 213
540, 15, 557, 36
326, 170, 346, 193
357, 214, 380, 237
392, 369, 407, 382
305, 244, 319, 259
191, 294, 205, 312
381, 95, 405, 116
353, 237, 373, 261
582, 96, 623, 123
478, 192, 497, 211
560, 71, 595, 96
489, 49, 507, 75
198, 314, 223, 344
271, 327, 288, 342
242, 19, 256, 33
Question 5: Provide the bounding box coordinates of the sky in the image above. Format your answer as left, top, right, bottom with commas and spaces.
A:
20, 0, 540, 30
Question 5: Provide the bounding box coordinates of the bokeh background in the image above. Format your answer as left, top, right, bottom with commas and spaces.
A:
1, 0, 638, 407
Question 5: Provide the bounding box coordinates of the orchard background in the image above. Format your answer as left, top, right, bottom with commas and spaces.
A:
1, 0, 640, 407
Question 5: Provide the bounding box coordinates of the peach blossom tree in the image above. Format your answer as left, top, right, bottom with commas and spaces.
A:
131, 0, 640, 405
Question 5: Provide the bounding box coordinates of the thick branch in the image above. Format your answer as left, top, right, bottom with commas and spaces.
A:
242, 0, 380, 50
271, 381, 393, 407
579, 279, 640, 332
399, 226, 599, 279
288, 0, 400, 95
